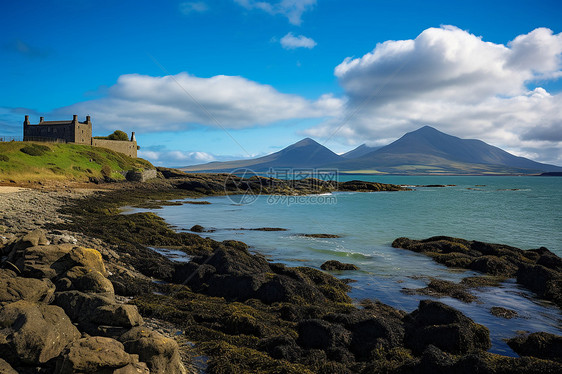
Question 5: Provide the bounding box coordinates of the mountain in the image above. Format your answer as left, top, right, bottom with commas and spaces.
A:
341, 144, 382, 159
182, 138, 343, 172
334, 126, 562, 174
182, 127, 562, 175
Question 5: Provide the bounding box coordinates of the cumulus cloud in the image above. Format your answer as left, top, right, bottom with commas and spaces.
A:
138, 148, 216, 166
280, 32, 316, 49
234, 0, 316, 25
53, 72, 343, 133
306, 26, 562, 165
179, 1, 208, 15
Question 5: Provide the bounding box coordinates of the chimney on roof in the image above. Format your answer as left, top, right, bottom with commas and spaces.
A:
73, 115, 78, 123
130, 132, 136, 142
24, 115, 30, 126
86, 115, 91, 123
40, 117, 44, 123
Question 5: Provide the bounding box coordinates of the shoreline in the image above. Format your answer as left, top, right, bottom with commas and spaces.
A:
1, 175, 561, 372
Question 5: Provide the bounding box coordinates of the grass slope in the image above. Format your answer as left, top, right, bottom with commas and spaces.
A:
0, 141, 153, 181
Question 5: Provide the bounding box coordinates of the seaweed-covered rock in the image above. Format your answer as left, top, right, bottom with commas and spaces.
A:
507, 332, 562, 362
469, 255, 518, 277
119, 326, 187, 374
320, 260, 359, 271
190, 224, 205, 233
517, 264, 562, 307
490, 306, 518, 319
297, 319, 352, 350
258, 336, 302, 361
393, 236, 562, 307
402, 278, 476, 303
404, 300, 490, 354
55, 336, 149, 374
175, 246, 351, 305
0, 300, 80, 365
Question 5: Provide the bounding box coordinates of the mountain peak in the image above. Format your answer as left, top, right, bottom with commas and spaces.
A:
292, 137, 318, 146
412, 125, 441, 134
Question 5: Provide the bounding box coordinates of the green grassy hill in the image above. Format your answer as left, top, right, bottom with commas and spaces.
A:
0, 141, 153, 182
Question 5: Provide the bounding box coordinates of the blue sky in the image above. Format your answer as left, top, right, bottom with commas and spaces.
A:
1, 0, 562, 166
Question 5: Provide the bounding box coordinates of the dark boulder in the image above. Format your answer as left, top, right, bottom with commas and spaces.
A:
119, 326, 187, 374
55, 266, 115, 294
0, 269, 55, 304
517, 264, 562, 307
55, 336, 149, 374
405, 300, 490, 354
177, 246, 351, 305
348, 315, 404, 359
469, 255, 518, 277
199, 246, 270, 276
0, 300, 80, 365
297, 319, 352, 350
507, 332, 562, 362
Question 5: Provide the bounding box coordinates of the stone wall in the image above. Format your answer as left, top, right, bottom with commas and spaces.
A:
24, 123, 75, 143
74, 122, 92, 144
91, 139, 137, 158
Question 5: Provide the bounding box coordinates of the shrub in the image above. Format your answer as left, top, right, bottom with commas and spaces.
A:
107, 130, 129, 141
101, 164, 112, 177
20, 144, 50, 156
0, 154, 9, 162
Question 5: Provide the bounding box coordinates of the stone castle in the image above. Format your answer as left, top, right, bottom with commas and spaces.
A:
23, 115, 137, 158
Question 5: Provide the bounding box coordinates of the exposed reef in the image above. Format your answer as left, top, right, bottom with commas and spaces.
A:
392, 236, 562, 308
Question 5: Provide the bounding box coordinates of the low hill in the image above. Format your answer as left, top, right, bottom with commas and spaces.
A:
0, 141, 153, 182
183, 138, 343, 172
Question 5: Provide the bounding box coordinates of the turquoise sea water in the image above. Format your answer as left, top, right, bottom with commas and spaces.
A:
136, 175, 562, 356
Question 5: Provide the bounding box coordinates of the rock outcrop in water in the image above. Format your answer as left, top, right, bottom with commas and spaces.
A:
392, 236, 562, 308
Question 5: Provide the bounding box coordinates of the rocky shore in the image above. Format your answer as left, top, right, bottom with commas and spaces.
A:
0, 173, 561, 373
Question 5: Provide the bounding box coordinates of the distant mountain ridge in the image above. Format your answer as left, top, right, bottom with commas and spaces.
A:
341, 144, 381, 159
181, 126, 562, 175
183, 137, 342, 172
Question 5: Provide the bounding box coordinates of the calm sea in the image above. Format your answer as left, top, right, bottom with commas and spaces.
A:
135, 175, 562, 356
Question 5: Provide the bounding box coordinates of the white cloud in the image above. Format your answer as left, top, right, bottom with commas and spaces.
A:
280, 32, 317, 49
234, 0, 316, 25
138, 149, 215, 166
53, 72, 343, 133
179, 1, 208, 15
306, 26, 562, 165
